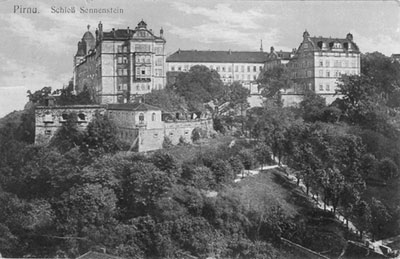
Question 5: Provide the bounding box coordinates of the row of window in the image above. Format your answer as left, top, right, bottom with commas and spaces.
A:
317, 70, 358, 77
318, 60, 358, 68
116, 45, 164, 54
319, 84, 331, 91
170, 64, 263, 73
43, 113, 86, 123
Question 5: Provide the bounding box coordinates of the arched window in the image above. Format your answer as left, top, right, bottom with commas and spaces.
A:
152, 112, 156, 121
139, 113, 144, 123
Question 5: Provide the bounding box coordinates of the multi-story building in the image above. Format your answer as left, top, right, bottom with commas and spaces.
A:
166, 49, 268, 94
74, 20, 167, 104
264, 46, 292, 70
283, 30, 361, 105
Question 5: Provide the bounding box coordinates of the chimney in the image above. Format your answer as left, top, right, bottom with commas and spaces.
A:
127, 26, 130, 33
270, 46, 274, 53
112, 28, 116, 37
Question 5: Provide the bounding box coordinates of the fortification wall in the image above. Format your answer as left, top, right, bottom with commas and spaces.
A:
34, 105, 105, 145
137, 119, 213, 152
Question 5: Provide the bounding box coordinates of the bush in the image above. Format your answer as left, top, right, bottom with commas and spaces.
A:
162, 136, 173, 149
377, 158, 399, 180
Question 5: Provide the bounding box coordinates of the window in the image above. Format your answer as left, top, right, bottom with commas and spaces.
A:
117, 46, 122, 53
319, 70, 323, 77
326, 84, 330, 91
222, 66, 225, 72
216, 66, 220, 72
123, 46, 128, 53
259, 66, 262, 71
139, 113, 144, 123
307, 70, 312, 77
319, 84, 323, 91
171, 66, 175, 71
44, 114, 53, 123
253, 66, 257, 72
326, 71, 330, 77
60, 113, 68, 122
235, 66, 238, 72
241, 65, 244, 72
247, 66, 250, 72
319, 60, 323, 67
118, 57, 123, 64
228, 66, 232, 72
325, 60, 330, 67
152, 113, 156, 121
123, 69, 128, 76
78, 113, 86, 121
45, 130, 52, 135
155, 57, 163, 66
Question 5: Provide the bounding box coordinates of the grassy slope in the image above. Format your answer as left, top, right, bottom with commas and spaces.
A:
167, 136, 349, 258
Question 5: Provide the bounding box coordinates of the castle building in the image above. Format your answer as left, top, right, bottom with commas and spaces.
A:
74, 20, 167, 104
264, 46, 292, 70
282, 31, 361, 105
166, 49, 268, 94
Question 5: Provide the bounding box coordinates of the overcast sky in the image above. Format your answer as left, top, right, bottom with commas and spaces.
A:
0, 0, 399, 117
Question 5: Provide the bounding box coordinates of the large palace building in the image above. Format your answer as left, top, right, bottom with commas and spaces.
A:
282, 30, 361, 105
74, 20, 167, 104
166, 49, 268, 94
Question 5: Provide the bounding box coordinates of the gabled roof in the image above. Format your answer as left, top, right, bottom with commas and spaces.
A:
102, 28, 164, 41
107, 102, 161, 111
166, 50, 268, 63
266, 49, 292, 61
77, 251, 125, 259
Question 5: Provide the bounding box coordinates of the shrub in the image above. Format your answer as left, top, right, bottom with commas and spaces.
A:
162, 136, 173, 149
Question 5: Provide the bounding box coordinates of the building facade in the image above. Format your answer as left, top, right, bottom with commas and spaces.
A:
166, 50, 268, 94
264, 46, 292, 70
74, 20, 167, 104
283, 31, 361, 105
34, 105, 105, 144
34, 102, 212, 152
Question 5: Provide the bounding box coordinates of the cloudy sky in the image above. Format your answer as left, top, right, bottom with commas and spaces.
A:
0, 0, 399, 117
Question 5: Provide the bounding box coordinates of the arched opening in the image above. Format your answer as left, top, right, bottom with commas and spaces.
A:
139, 113, 144, 124
152, 112, 156, 121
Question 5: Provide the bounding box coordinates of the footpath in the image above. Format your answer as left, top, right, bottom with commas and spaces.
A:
234, 159, 400, 258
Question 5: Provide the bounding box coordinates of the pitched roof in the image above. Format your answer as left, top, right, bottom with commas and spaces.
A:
307, 36, 360, 52
166, 50, 268, 63
102, 29, 164, 41
77, 251, 125, 259
107, 102, 161, 111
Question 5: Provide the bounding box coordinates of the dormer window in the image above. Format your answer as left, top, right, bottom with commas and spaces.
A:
333, 42, 342, 49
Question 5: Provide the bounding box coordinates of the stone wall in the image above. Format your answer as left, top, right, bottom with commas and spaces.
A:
34, 105, 105, 145
136, 119, 213, 152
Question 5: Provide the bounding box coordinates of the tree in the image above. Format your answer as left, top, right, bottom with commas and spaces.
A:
299, 90, 326, 122
50, 113, 84, 153
225, 81, 250, 111
377, 157, 399, 180
370, 198, 391, 239
352, 200, 372, 239
170, 65, 224, 111
258, 65, 292, 98
143, 89, 188, 113
82, 111, 120, 153
27, 87, 52, 106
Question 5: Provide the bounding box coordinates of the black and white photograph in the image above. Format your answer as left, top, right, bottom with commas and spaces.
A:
0, 0, 400, 258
